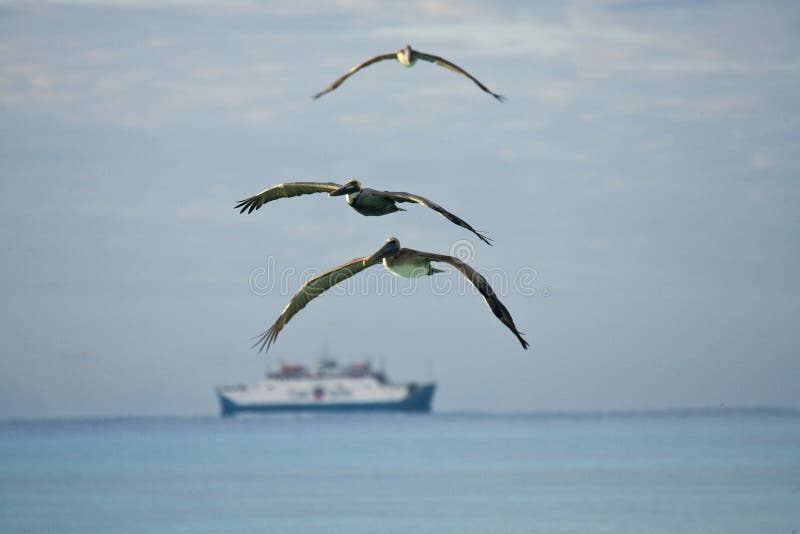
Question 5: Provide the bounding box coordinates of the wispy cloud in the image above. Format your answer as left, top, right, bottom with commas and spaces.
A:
0, 30, 289, 129
750, 150, 775, 171
373, 21, 651, 58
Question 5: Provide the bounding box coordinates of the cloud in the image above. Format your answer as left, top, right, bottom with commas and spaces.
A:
0, 35, 288, 130
750, 151, 774, 171
534, 81, 575, 104
373, 20, 651, 58
0, 0, 385, 16
623, 58, 800, 75
743, 183, 773, 206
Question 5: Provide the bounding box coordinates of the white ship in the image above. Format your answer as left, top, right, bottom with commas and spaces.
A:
215, 358, 435, 416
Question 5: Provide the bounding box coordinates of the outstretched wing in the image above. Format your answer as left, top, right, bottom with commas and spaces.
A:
235, 182, 342, 214
415, 51, 504, 101
384, 191, 493, 245
413, 250, 528, 349
313, 52, 397, 99
253, 256, 378, 353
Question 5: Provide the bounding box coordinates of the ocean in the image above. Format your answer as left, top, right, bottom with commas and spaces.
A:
1, 411, 798, 533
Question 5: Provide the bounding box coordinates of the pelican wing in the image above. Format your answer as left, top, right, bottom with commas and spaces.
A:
235, 182, 342, 214
415, 51, 504, 101
413, 250, 528, 349
253, 256, 378, 352
314, 52, 398, 99
384, 191, 493, 245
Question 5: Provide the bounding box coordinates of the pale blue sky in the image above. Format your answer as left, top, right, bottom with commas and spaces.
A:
1, 0, 798, 418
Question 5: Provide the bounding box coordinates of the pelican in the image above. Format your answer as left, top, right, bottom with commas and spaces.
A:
253, 237, 528, 353
235, 179, 492, 245
313, 44, 504, 101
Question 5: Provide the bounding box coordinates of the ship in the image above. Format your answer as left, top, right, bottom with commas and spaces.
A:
215, 358, 436, 416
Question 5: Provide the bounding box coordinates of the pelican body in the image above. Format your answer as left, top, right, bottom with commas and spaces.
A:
396, 45, 417, 67
314, 44, 504, 101
253, 238, 528, 353
382, 252, 443, 278
333, 183, 404, 217
236, 179, 492, 245
366, 239, 445, 278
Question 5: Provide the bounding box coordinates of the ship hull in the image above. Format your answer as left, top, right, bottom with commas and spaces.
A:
217, 383, 435, 417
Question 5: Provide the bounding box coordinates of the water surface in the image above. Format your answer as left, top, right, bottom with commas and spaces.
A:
1, 411, 798, 533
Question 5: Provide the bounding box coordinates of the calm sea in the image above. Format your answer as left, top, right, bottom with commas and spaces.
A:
1, 411, 798, 533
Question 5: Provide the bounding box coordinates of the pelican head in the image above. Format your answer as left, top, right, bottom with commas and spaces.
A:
329, 179, 362, 197
364, 237, 401, 266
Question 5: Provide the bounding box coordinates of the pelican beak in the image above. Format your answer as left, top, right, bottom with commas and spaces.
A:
363, 240, 399, 266
329, 182, 359, 197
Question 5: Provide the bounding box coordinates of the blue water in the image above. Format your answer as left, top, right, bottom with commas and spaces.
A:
1, 411, 798, 533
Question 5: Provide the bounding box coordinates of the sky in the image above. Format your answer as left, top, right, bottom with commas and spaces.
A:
0, 0, 798, 418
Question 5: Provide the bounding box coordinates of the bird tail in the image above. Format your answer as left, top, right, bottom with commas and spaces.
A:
429, 266, 446, 275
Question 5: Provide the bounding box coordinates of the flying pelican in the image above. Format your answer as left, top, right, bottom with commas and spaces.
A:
313, 44, 504, 101
235, 179, 492, 245
253, 237, 528, 353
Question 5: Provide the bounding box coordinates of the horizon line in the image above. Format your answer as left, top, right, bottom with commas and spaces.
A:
2, 405, 798, 424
